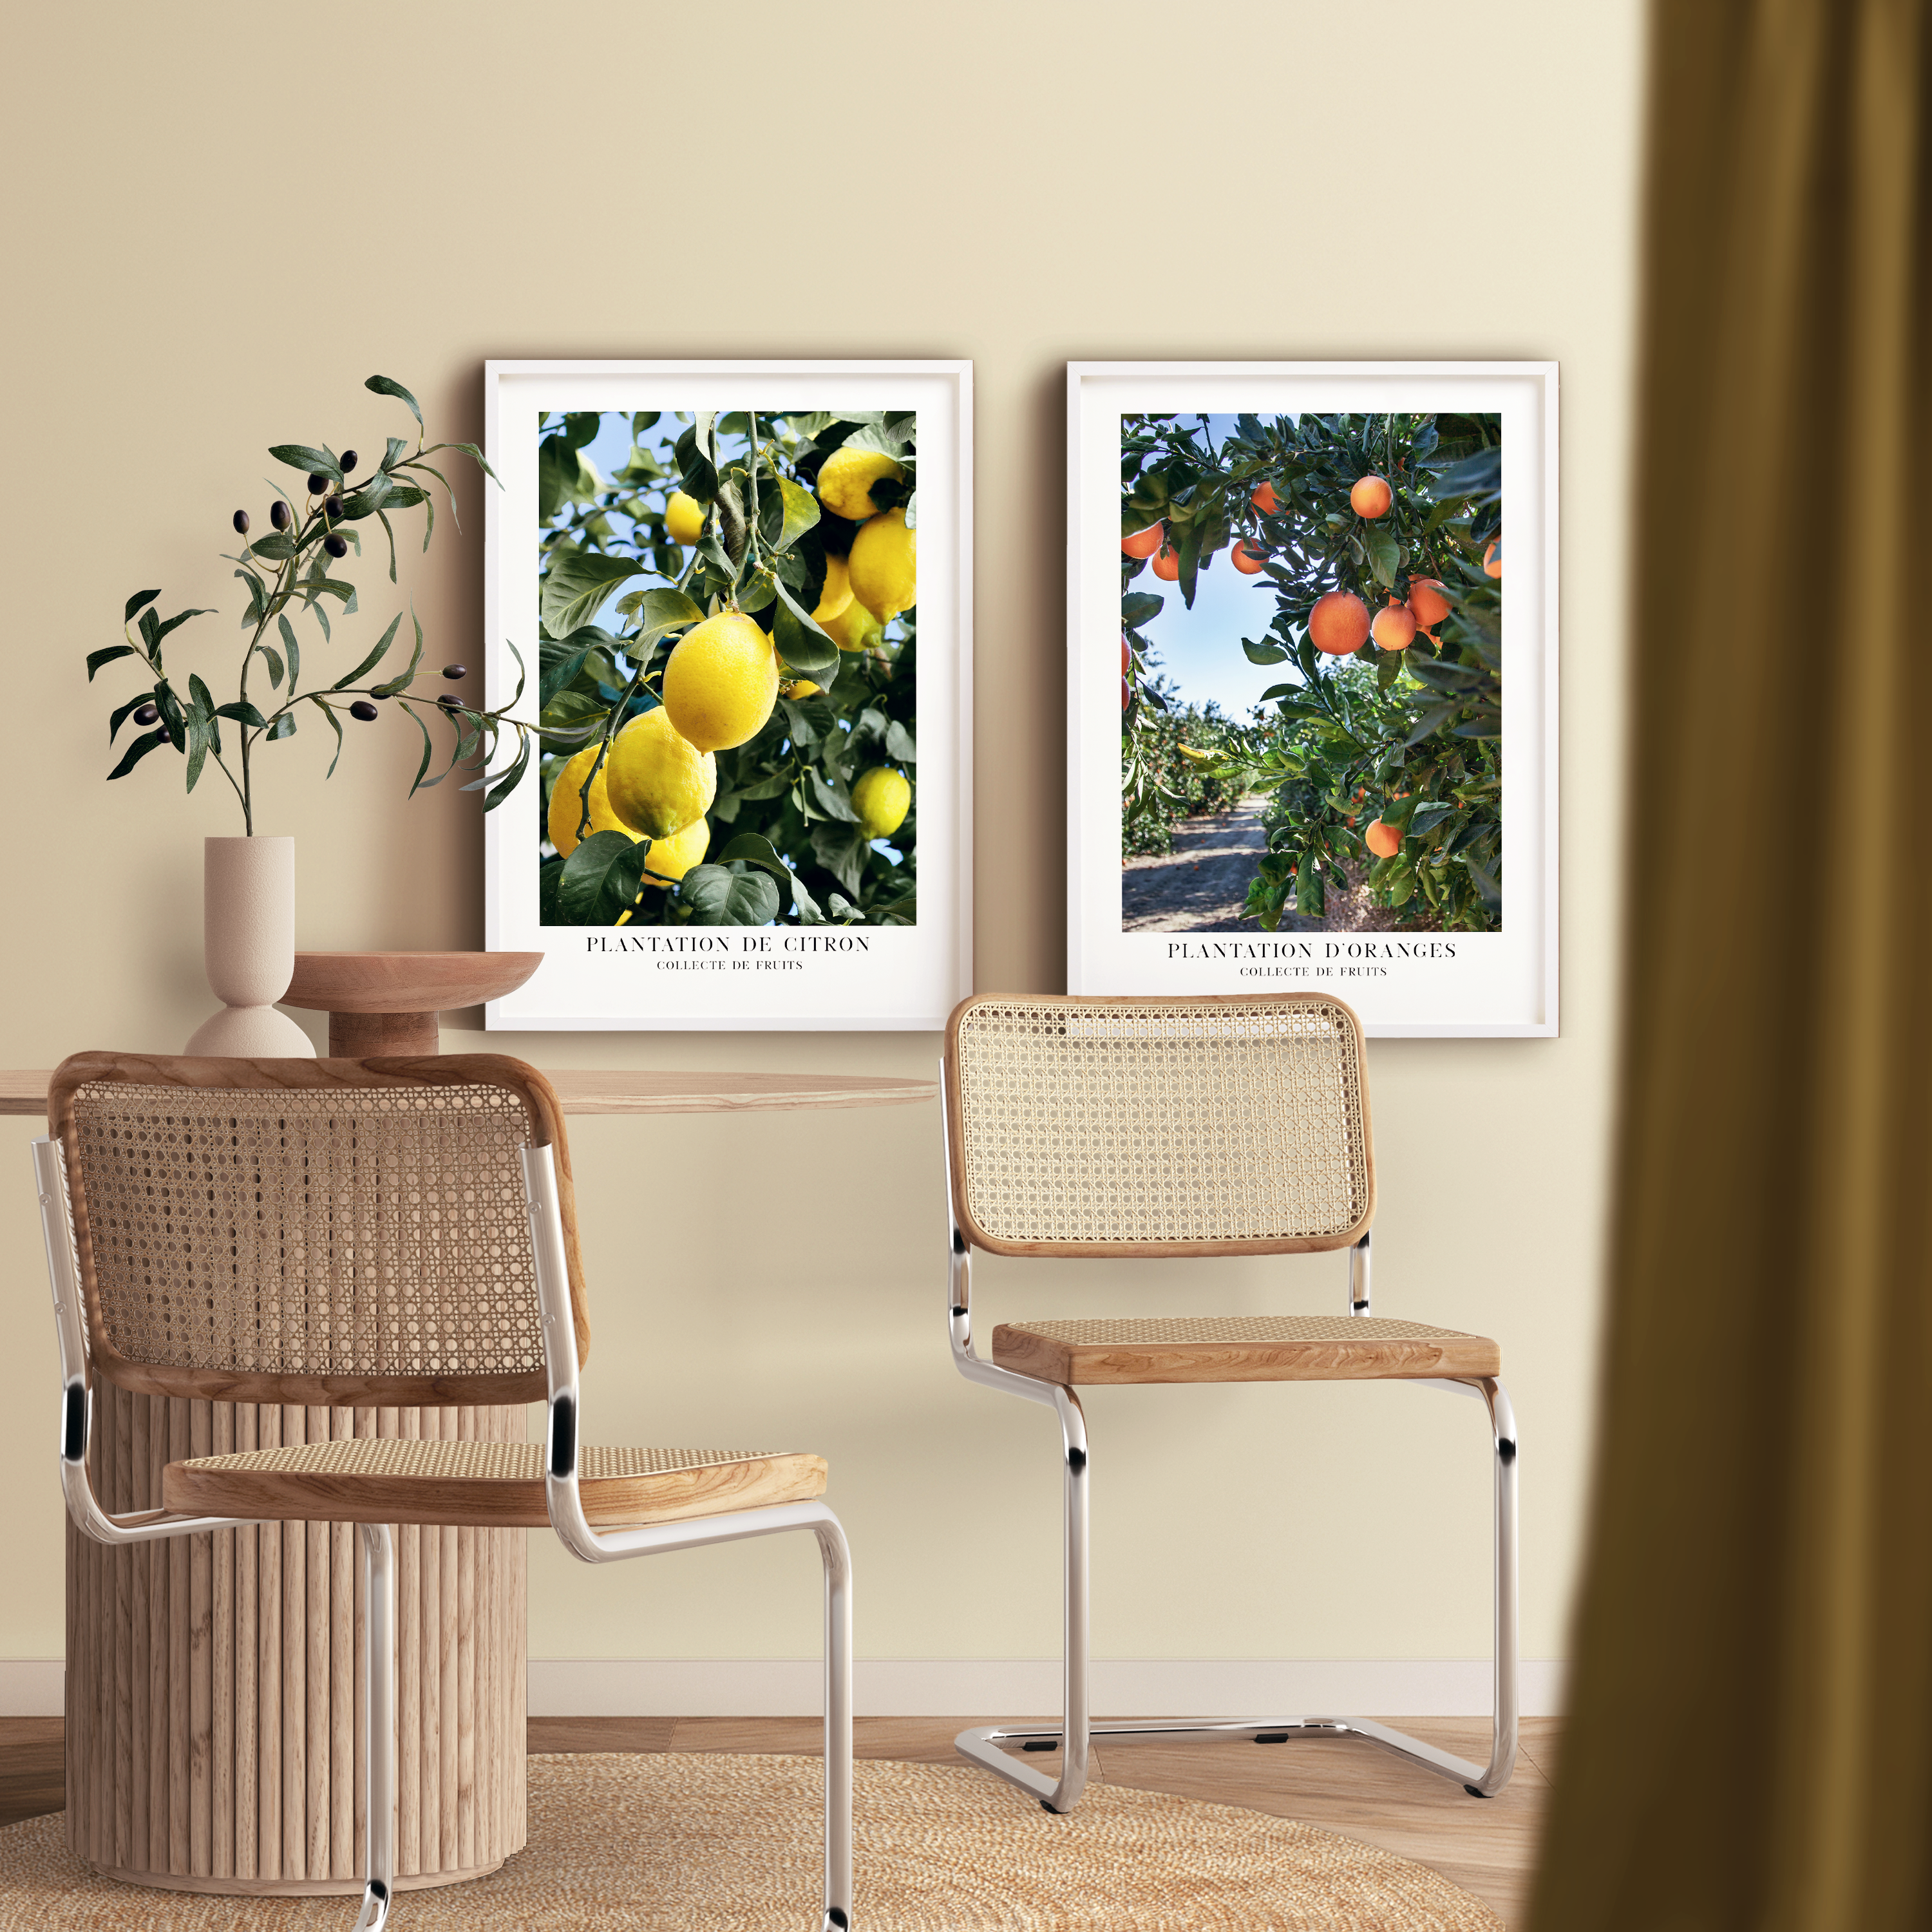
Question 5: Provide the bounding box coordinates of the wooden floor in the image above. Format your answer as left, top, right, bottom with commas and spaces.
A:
1, 1713, 1555, 1926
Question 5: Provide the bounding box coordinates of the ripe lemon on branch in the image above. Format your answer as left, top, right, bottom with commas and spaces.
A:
817, 448, 905, 521
849, 507, 916, 618
605, 706, 716, 840
820, 596, 884, 654
665, 490, 706, 545
547, 744, 638, 858
641, 814, 710, 886
851, 766, 911, 840
661, 611, 780, 752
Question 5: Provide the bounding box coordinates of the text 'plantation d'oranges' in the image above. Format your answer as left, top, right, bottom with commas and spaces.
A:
1349, 475, 1393, 518
1309, 590, 1370, 656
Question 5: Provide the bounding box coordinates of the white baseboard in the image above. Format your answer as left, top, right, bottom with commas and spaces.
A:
0, 1656, 1565, 1721
0, 1662, 63, 1718
525, 1658, 1566, 1719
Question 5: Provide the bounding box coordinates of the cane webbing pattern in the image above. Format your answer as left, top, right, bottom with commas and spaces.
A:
67, 1077, 547, 1379
1002, 1316, 1478, 1347
173, 1439, 784, 1482
952, 998, 1370, 1247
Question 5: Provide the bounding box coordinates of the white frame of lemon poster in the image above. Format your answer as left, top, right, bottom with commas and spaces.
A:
482, 359, 972, 1031
1068, 361, 1558, 1037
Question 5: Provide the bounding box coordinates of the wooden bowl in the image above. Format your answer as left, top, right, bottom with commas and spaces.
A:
283, 951, 544, 1056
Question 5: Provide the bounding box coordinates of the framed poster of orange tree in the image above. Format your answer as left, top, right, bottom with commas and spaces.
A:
1068, 362, 1557, 1037
482, 361, 971, 1030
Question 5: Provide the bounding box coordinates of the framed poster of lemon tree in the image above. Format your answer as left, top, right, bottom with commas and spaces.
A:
1070, 361, 1557, 1037
482, 360, 971, 1030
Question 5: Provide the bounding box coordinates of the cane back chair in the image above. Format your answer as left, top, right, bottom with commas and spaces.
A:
940, 993, 1516, 1815
33, 1052, 852, 1931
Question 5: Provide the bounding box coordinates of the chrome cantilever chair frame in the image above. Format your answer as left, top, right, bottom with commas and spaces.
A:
939, 1064, 1518, 1819
33, 1130, 853, 1932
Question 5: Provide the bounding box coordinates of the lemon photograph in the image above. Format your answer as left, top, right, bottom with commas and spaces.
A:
533, 408, 920, 932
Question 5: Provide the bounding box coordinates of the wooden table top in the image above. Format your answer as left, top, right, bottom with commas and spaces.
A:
0, 1067, 936, 1119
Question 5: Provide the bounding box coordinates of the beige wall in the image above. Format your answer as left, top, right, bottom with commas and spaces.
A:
0, 1, 1641, 1688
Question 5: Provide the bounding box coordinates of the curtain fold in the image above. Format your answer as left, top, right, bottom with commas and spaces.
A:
1530, 3, 1932, 1928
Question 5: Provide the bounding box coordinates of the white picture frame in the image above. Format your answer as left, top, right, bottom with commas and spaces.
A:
1067, 361, 1558, 1037
482, 359, 972, 1031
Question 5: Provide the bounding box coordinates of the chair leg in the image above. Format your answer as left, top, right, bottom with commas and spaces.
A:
814, 1513, 855, 1931
955, 1376, 1519, 1810
353, 1522, 395, 1931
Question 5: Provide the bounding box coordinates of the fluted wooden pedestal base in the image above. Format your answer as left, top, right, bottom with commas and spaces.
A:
65, 1387, 527, 1894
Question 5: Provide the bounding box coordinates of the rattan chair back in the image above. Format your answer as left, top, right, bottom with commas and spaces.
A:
944, 994, 1375, 1258
46, 1052, 590, 1406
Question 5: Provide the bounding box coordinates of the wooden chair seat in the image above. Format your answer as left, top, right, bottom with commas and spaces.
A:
989, 1314, 1501, 1386
162, 1438, 827, 1529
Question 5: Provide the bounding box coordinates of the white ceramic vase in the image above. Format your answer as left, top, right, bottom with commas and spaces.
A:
184, 836, 317, 1057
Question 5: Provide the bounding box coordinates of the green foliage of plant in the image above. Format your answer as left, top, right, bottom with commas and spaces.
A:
90, 376, 533, 833
1121, 681, 1245, 857
537, 410, 917, 928
1119, 412, 1502, 931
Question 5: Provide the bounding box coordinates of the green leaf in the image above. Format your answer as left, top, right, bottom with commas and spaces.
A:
1121, 591, 1164, 628
1242, 637, 1290, 665
247, 533, 295, 562
265, 712, 297, 741
371, 607, 425, 697
681, 864, 781, 927
558, 830, 653, 924
214, 702, 270, 728
810, 822, 869, 896
365, 374, 422, 431
761, 477, 821, 553
482, 734, 532, 811
123, 589, 161, 623
106, 725, 172, 781
278, 614, 301, 692
885, 719, 917, 764
308, 695, 345, 777
1364, 525, 1400, 589
540, 553, 647, 636
623, 587, 706, 647
404, 705, 438, 795
269, 443, 341, 483
87, 645, 138, 681
108, 691, 154, 742
770, 580, 839, 679
810, 770, 860, 823
375, 507, 399, 583
261, 644, 285, 690
1428, 445, 1502, 504
715, 832, 797, 909
333, 612, 404, 690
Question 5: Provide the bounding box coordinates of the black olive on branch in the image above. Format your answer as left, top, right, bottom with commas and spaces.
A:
270, 500, 292, 531
437, 694, 463, 713
232, 509, 251, 535
339, 450, 359, 475
307, 472, 330, 495
324, 534, 348, 558
133, 703, 159, 726
441, 664, 467, 681
349, 700, 379, 723
325, 496, 344, 518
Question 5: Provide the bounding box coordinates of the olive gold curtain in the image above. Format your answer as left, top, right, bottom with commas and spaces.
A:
1531, 3, 1932, 1928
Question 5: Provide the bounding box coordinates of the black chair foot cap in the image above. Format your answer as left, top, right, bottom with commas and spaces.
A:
1022, 1739, 1059, 1752
1041, 1800, 1060, 1815
1463, 1783, 1493, 1799
1254, 1732, 1290, 1745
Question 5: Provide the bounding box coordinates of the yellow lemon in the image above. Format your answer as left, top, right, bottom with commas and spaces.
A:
660, 610, 780, 753
781, 679, 822, 699
665, 490, 706, 545
641, 815, 710, 886
848, 508, 916, 618
811, 553, 855, 625
546, 744, 641, 858
603, 706, 717, 840
851, 766, 911, 840
817, 448, 905, 521
819, 596, 884, 654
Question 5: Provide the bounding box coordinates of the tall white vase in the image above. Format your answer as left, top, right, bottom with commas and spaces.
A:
184, 836, 317, 1057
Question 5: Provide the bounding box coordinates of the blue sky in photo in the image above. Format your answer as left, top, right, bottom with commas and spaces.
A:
1126, 413, 1304, 721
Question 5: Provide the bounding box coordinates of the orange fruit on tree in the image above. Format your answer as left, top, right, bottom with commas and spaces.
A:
1371, 597, 1417, 651
1407, 577, 1451, 628
1309, 589, 1370, 656
1231, 539, 1266, 575
1151, 542, 1181, 582
1365, 819, 1403, 858
1350, 475, 1393, 518
1483, 538, 1503, 579
1121, 523, 1165, 559
1121, 674, 1131, 712
1251, 480, 1280, 514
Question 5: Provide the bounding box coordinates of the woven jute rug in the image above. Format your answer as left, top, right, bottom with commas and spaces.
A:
0, 1752, 1502, 1929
